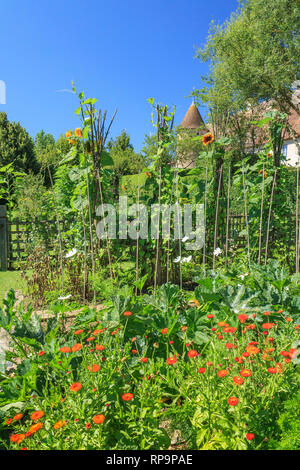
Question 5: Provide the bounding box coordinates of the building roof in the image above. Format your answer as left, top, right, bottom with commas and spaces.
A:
179, 102, 207, 130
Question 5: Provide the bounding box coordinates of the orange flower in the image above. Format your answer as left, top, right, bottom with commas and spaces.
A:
85, 422, 91, 429
202, 133, 215, 146
6, 418, 13, 425
238, 314, 248, 324
65, 130, 72, 139
93, 329, 104, 335
246, 433, 255, 441
53, 420, 67, 430
92, 414, 105, 424
228, 396, 239, 406
181, 326, 188, 331
162, 328, 168, 335
122, 393, 134, 401
86, 336, 95, 342
31, 410, 44, 422
198, 367, 206, 374
69, 382, 82, 392
288, 348, 298, 359
38, 351, 45, 356
240, 369, 252, 377
225, 343, 234, 349
223, 326, 237, 333
217, 369, 228, 378
88, 364, 101, 373
187, 350, 198, 358
123, 311, 132, 316
74, 128, 82, 137
74, 329, 84, 335
60, 346, 71, 353
28, 422, 43, 434
13, 413, 23, 421
218, 321, 228, 327
10, 433, 25, 444
95, 344, 105, 351
166, 356, 178, 365
72, 343, 82, 352
262, 323, 275, 330
246, 345, 260, 355
141, 357, 148, 363
233, 376, 244, 385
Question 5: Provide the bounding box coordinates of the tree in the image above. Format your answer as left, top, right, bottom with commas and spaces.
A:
107, 130, 146, 198
196, 0, 300, 160
0, 112, 39, 174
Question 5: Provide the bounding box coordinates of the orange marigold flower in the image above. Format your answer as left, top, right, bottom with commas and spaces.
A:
53, 420, 67, 430
70, 382, 82, 392
31, 410, 44, 422
88, 364, 100, 373
141, 357, 148, 363
262, 323, 275, 330
246, 345, 260, 355
238, 314, 248, 324
10, 433, 25, 444
218, 321, 229, 327
166, 356, 178, 365
122, 393, 134, 401
60, 346, 71, 353
202, 133, 215, 146
74, 329, 84, 335
162, 328, 168, 335
74, 128, 82, 137
13, 413, 23, 421
240, 369, 252, 377
28, 422, 43, 434
95, 344, 105, 351
223, 326, 237, 333
246, 433, 255, 441
187, 350, 198, 358
92, 414, 105, 424
86, 336, 95, 342
228, 396, 239, 406
72, 343, 82, 352
233, 376, 244, 385
93, 329, 104, 335
286, 317, 293, 322
217, 369, 228, 378
123, 311, 132, 316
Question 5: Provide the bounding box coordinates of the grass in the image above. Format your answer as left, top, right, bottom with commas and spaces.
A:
0, 271, 26, 305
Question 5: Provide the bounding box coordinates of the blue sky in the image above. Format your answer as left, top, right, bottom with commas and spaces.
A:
0, 0, 239, 151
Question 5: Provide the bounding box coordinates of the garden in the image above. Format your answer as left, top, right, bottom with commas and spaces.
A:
0, 0, 300, 452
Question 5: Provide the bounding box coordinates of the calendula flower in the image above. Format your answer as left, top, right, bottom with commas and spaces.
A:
240, 369, 252, 377
122, 393, 134, 401
217, 369, 228, 378
233, 376, 244, 385
95, 345, 105, 351
72, 343, 82, 352
262, 323, 275, 330
228, 396, 239, 406
31, 410, 44, 422
88, 364, 101, 373
92, 414, 105, 424
60, 346, 71, 353
13, 413, 23, 421
166, 356, 178, 365
10, 433, 25, 444
70, 382, 82, 392
238, 314, 249, 324
53, 420, 67, 430
28, 422, 43, 434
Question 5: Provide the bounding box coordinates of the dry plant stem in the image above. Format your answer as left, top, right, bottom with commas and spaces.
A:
78, 175, 88, 301
47, 166, 64, 292
166, 164, 177, 283
296, 167, 299, 273
96, 169, 114, 281
85, 168, 96, 303
154, 166, 162, 294
258, 163, 265, 264
225, 165, 231, 266
203, 166, 208, 274
265, 169, 277, 266
135, 171, 141, 295
176, 169, 182, 289
213, 165, 223, 270
242, 163, 251, 269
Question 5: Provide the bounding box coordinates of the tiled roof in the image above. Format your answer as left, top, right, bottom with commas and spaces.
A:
180, 102, 207, 130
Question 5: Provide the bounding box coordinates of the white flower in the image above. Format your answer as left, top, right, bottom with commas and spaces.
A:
182, 236, 189, 243
181, 255, 192, 263
213, 247, 222, 257
239, 273, 249, 280
65, 248, 77, 259
58, 294, 72, 301
174, 256, 181, 263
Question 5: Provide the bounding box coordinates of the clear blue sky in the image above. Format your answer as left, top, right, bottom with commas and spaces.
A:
0, 0, 238, 151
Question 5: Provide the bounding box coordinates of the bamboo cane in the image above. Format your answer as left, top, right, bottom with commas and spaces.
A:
258, 163, 265, 264
135, 171, 141, 295
213, 165, 223, 270
242, 163, 251, 269
203, 166, 208, 274
154, 166, 162, 294
176, 169, 182, 289
78, 174, 88, 301
225, 165, 231, 266
265, 169, 277, 266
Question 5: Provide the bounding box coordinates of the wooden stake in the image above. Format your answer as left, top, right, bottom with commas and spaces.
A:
265, 169, 277, 266
213, 165, 223, 270
258, 163, 265, 264
225, 165, 231, 266
154, 166, 162, 294
203, 166, 208, 274
135, 171, 141, 294
242, 163, 251, 269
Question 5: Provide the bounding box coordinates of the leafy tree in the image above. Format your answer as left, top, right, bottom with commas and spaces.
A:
107, 130, 146, 198
0, 112, 39, 174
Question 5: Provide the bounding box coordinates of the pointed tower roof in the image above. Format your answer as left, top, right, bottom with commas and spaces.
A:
180, 102, 206, 129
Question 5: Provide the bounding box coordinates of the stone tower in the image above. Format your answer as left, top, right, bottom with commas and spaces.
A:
176, 101, 208, 169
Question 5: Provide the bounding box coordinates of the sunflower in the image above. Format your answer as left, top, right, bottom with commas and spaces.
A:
202, 133, 215, 146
